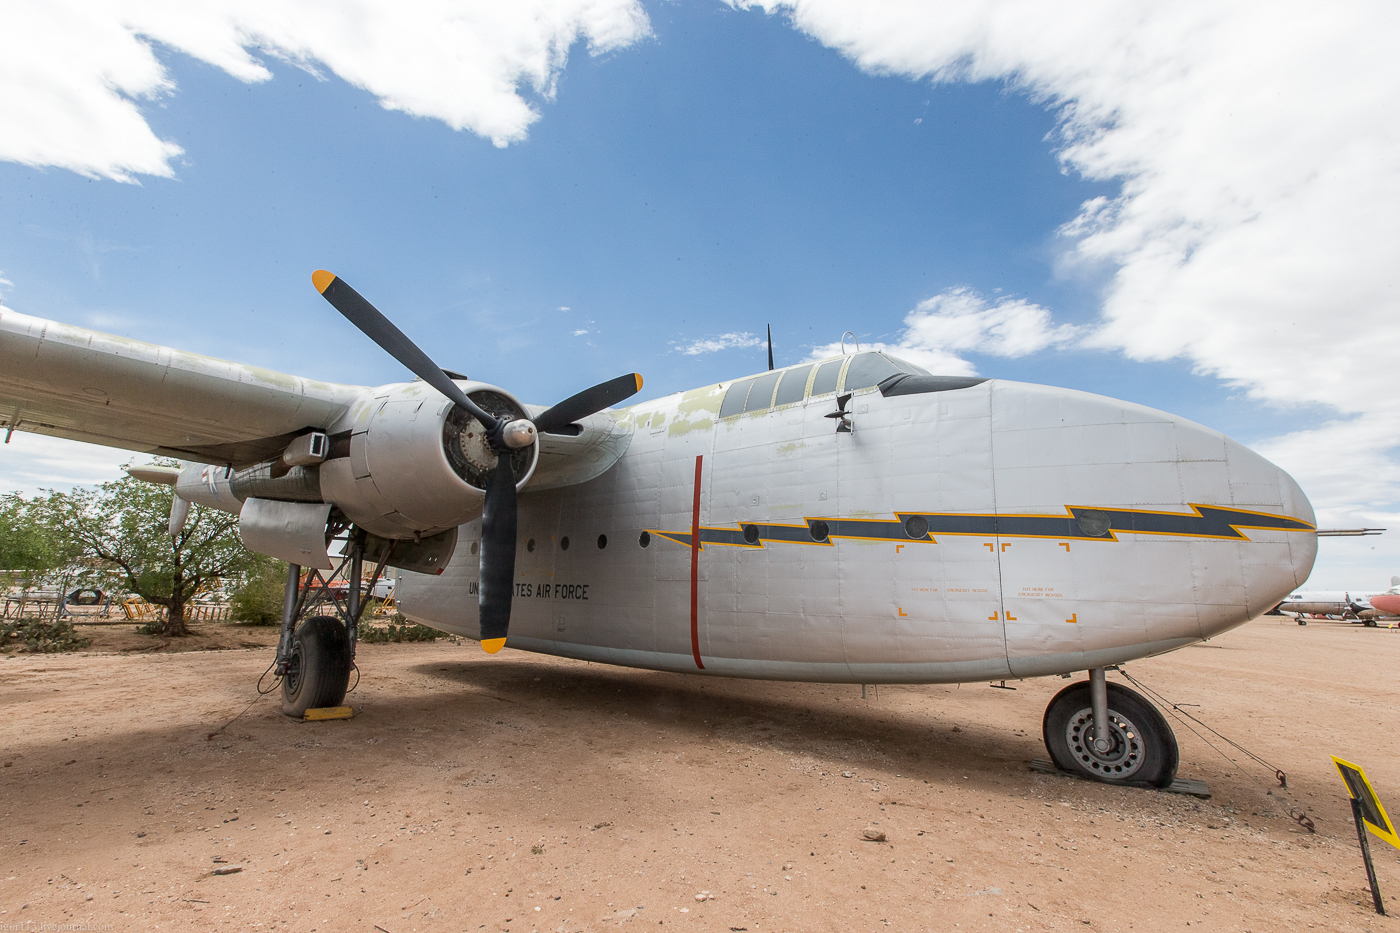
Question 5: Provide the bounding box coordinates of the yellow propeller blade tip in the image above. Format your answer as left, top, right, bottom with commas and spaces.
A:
634, 373, 644, 391
482, 637, 506, 654
311, 269, 336, 294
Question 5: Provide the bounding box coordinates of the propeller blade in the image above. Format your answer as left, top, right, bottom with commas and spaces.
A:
477, 451, 518, 653
533, 373, 644, 435
312, 270, 501, 432
767, 324, 774, 371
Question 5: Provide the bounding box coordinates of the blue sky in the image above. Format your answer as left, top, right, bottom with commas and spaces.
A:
1, 0, 1396, 588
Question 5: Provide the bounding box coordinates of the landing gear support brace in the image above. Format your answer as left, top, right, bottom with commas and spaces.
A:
1090, 667, 1111, 754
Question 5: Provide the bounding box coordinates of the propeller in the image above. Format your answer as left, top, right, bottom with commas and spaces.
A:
312, 270, 642, 652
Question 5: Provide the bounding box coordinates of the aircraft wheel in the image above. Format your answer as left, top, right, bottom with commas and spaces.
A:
1043, 681, 1178, 788
282, 615, 351, 717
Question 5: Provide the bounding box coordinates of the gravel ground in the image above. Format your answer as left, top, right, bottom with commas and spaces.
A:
1, 615, 1397, 932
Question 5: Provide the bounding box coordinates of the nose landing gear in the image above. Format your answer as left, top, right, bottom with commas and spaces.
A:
1042, 673, 1179, 788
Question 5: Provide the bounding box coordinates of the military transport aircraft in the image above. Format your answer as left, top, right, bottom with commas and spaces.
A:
0, 272, 1319, 789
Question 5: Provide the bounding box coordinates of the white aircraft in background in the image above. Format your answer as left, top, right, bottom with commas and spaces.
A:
1278, 585, 1399, 625
0, 271, 1319, 789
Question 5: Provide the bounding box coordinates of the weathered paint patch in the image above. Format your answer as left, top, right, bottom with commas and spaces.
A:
676, 383, 725, 415
667, 415, 713, 438
777, 441, 807, 456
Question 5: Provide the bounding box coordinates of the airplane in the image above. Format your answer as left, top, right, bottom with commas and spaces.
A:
1276, 590, 1396, 625
0, 271, 1319, 789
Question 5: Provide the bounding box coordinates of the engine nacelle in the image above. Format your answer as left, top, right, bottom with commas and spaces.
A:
319, 380, 539, 539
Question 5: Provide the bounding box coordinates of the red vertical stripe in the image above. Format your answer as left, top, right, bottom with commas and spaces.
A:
690, 454, 705, 670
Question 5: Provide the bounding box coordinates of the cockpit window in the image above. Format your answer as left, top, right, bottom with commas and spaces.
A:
810, 358, 844, 397
883, 355, 931, 376
742, 371, 783, 413
841, 352, 904, 392
719, 378, 755, 419
773, 364, 814, 407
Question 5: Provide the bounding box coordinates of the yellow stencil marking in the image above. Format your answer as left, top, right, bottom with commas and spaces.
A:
1006, 612, 1017, 621
1059, 542, 1071, 551
984, 542, 995, 552
1066, 613, 1078, 624
897, 608, 907, 617
1001, 543, 1011, 552
895, 544, 904, 553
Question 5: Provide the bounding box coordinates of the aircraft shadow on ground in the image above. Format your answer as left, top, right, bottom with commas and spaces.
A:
397, 657, 1045, 785
1, 659, 1052, 805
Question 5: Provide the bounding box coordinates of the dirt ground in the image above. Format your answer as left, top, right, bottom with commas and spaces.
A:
2, 616, 1398, 933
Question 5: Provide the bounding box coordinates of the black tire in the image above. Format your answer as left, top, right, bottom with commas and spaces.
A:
282, 615, 350, 718
1043, 681, 1179, 788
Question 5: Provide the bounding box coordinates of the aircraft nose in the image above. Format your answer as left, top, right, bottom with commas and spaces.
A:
990, 380, 1318, 667
1196, 436, 1317, 638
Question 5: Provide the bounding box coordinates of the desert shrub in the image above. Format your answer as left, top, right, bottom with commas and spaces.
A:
229, 556, 288, 625
359, 614, 442, 643
0, 618, 90, 653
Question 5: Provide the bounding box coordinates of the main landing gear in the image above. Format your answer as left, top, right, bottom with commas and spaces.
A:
274, 529, 389, 718
1042, 668, 1179, 787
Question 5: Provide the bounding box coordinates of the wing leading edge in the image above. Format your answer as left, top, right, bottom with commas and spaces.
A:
0, 309, 366, 467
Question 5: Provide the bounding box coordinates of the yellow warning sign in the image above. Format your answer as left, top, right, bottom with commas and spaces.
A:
1333, 756, 1400, 851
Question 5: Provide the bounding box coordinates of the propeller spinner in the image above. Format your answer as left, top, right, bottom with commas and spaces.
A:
312, 270, 642, 652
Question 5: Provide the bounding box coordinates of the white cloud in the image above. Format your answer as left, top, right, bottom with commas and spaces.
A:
807, 288, 1076, 375
675, 332, 765, 356
0, 0, 652, 180
741, 0, 1400, 588
572, 328, 589, 336
0, 432, 133, 496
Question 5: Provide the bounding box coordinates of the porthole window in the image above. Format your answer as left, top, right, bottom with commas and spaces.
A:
809, 520, 829, 542
560, 536, 570, 551
470, 541, 479, 555
742, 524, 760, 545
639, 531, 651, 548
597, 534, 608, 550
526, 538, 536, 553
1078, 510, 1112, 537
903, 515, 929, 539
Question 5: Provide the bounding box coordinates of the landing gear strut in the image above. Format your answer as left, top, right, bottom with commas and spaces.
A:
1043, 669, 1179, 787
274, 528, 389, 717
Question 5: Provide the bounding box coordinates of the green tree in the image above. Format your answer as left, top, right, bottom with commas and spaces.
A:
229, 552, 289, 625
43, 471, 258, 637
0, 492, 77, 584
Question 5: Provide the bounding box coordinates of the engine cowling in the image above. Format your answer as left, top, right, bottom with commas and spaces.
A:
318, 380, 539, 539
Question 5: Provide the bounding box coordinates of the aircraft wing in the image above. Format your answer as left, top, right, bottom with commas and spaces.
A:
0, 308, 365, 467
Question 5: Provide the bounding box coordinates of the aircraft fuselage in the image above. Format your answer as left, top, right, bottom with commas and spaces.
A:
398, 371, 1316, 683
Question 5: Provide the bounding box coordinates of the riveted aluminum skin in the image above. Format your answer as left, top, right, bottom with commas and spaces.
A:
398, 373, 1316, 685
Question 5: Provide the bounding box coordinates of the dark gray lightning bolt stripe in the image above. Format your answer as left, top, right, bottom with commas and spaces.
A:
649, 504, 1314, 549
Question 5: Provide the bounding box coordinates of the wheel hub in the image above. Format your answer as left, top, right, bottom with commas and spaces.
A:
284, 643, 304, 696
1065, 706, 1145, 779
